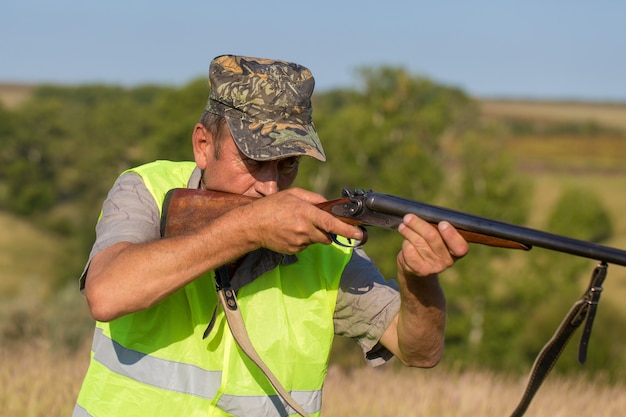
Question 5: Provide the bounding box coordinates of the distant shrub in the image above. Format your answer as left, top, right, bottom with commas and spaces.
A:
547, 186, 613, 243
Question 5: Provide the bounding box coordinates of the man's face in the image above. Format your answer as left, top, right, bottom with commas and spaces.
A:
200, 128, 301, 197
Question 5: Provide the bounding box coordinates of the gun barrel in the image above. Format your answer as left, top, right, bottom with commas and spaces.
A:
366, 193, 626, 267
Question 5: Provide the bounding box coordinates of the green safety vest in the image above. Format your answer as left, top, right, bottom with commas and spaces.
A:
73, 160, 353, 417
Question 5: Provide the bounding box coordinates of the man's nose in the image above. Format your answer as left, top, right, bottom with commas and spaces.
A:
254, 163, 279, 196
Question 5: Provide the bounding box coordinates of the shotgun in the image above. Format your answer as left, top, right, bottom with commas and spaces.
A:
160, 187, 626, 267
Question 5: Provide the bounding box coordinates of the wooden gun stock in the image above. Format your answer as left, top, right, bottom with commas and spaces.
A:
161, 188, 257, 238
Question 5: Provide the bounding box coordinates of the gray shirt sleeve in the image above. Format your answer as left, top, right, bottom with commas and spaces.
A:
334, 248, 400, 366
79, 172, 160, 290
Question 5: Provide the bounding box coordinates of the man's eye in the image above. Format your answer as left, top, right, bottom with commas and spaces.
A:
279, 158, 300, 173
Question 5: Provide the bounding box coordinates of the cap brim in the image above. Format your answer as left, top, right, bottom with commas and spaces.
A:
225, 117, 326, 162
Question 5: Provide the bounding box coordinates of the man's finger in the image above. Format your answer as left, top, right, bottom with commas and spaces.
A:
437, 221, 470, 258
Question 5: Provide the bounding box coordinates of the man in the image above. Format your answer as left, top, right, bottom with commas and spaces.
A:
73, 55, 469, 417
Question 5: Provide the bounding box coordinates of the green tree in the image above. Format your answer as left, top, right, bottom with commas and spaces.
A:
547, 186, 613, 242
149, 78, 209, 161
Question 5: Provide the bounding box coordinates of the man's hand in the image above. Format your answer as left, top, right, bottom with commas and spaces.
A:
238, 188, 364, 254
397, 214, 469, 278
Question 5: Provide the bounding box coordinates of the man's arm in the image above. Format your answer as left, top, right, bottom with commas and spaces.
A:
379, 215, 469, 368
84, 187, 363, 322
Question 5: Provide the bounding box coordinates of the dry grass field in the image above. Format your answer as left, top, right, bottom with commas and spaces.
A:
0, 83, 35, 109
481, 99, 626, 132
2, 341, 625, 417
480, 100, 626, 172
0, 342, 90, 417
322, 364, 626, 417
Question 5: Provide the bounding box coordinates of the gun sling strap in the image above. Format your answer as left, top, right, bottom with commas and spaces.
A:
206, 262, 608, 417
211, 265, 311, 417
509, 262, 607, 417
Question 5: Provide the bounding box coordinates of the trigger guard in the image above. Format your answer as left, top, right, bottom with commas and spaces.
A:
329, 226, 368, 248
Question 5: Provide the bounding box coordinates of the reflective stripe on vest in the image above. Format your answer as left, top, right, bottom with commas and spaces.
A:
73, 391, 322, 417
217, 391, 322, 416
71, 403, 89, 417
91, 327, 221, 399
82, 327, 323, 416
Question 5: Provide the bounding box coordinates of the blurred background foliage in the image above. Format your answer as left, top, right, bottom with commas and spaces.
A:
1, 66, 625, 379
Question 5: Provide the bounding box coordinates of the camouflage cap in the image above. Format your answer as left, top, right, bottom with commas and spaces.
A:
205, 55, 326, 161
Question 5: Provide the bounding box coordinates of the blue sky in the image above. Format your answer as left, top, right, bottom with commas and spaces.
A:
2, 0, 625, 101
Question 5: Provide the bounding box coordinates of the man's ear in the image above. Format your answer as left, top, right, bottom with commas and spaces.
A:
192, 123, 212, 170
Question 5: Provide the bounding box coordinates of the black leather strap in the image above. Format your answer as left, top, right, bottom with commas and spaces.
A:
510, 262, 607, 417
